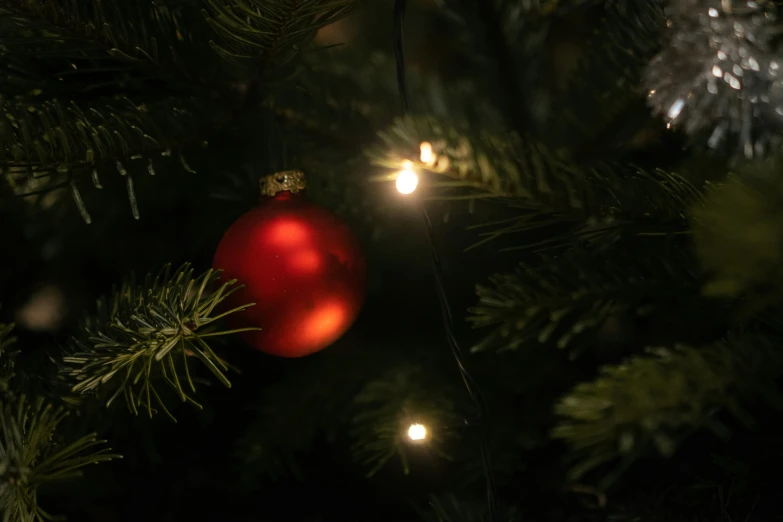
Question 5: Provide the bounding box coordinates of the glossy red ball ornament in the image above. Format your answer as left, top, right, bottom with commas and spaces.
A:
213, 171, 366, 357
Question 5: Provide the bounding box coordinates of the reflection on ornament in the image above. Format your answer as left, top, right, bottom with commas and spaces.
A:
290, 249, 321, 273
407, 423, 428, 442
301, 300, 348, 347
268, 219, 310, 245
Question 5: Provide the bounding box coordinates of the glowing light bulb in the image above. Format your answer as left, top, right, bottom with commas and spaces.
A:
407, 423, 427, 441
396, 170, 418, 194
420, 141, 435, 165
396, 161, 419, 195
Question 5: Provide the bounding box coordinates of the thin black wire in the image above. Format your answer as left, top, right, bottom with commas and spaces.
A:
393, 0, 412, 115
392, 2, 498, 519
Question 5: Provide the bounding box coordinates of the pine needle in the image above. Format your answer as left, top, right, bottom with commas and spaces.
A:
0, 395, 118, 522
59, 263, 257, 420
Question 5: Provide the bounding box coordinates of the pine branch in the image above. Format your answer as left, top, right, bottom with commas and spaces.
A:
369, 117, 700, 250
59, 263, 256, 420
0, 0, 226, 101
552, 332, 783, 486
691, 157, 783, 305
0, 323, 15, 362
0, 3, 226, 208
0, 395, 118, 522
0, 1, 229, 197
0, 95, 213, 173
0, 323, 17, 399
1, 0, 365, 213
202, 0, 365, 74
350, 364, 459, 477
1, 0, 366, 87
469, 246, 700, 354
0, 93, 218, 222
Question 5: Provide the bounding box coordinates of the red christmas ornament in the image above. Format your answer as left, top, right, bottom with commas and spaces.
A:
213, 171, 366, 357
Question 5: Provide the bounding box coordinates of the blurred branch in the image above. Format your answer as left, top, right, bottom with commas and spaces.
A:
0, 323, 17, 399
59, 263, 256, 420
553, 332, 783, 486
0, 395, 118, 522
691, 158, 783, 310
0, 323, 15, 361
469, 245, 700, 354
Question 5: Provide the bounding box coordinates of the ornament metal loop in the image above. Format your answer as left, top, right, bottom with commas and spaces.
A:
260, 170, 307, 197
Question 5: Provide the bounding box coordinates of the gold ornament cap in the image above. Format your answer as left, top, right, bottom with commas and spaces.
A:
260, 170, 307, 197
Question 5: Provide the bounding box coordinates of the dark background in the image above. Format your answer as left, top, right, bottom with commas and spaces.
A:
2, 1, 782, 521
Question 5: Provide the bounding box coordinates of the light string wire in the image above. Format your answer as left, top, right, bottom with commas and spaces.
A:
392, 1, 498, 519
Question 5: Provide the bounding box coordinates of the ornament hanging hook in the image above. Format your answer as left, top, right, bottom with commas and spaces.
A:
260, 170, 307, 197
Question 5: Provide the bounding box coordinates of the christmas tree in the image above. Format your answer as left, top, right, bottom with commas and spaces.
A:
2, 0, 783, 520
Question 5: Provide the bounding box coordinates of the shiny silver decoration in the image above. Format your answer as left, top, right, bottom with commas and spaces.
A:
645, 0, 783, 158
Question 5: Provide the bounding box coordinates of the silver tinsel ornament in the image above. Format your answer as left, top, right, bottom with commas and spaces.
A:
645, 0, 783, 158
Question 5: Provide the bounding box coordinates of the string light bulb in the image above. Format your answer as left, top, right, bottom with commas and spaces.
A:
395, 160, 419, 195
407, 423, 428, 442
419, 141, 435, 165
